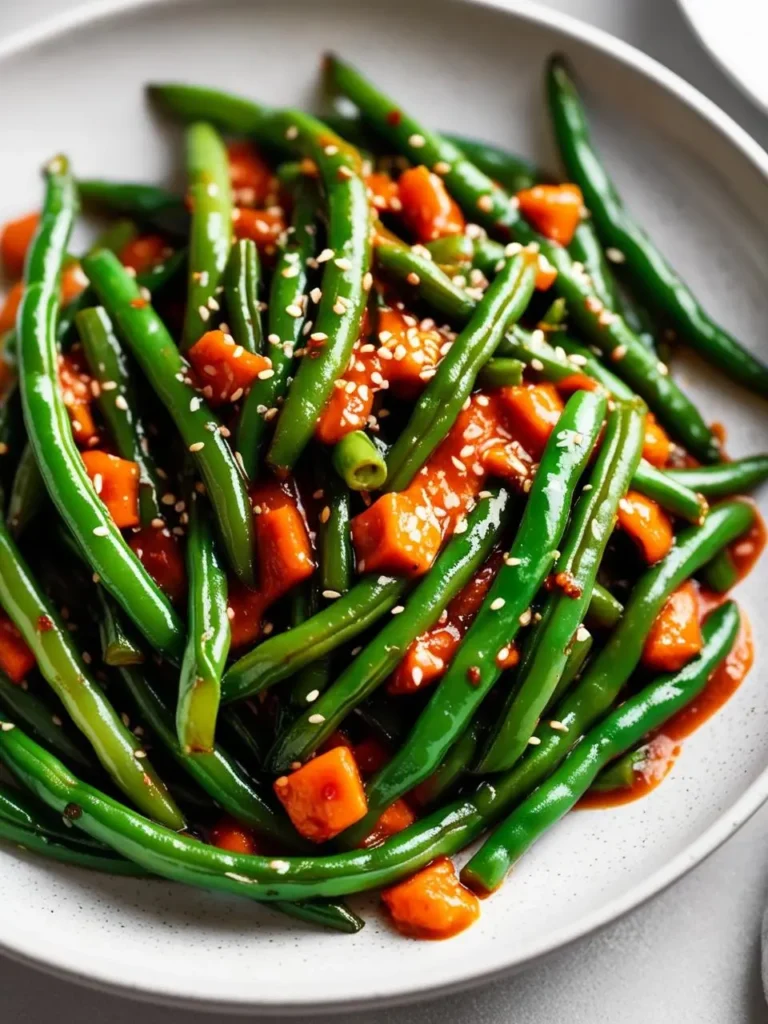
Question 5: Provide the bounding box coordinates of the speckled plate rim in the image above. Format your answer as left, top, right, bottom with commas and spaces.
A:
0, 0, 767, 1013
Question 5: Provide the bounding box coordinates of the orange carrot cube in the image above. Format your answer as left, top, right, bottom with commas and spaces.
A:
516, 184, 583, 246
210, 816, 260, 855
60, 261, 89, 305
642, 413, 672, 468
81, 450, 140, 529
617, 490, 674, 564
642, 580, 703, 671
254, 503, 314, 597
274, 747, 368, 843
498, 382, 564, 459
351, 491, 442, 577
0, 610, 35, 684
398, 166, 465, 243
378, 307, 443, 400
1, 212, 39, 279
360, 799, 416, 848
187, 329, 271, 405
365, 171, 401, 213
381, 856, 480, 939
58, 351, 99, 447
119, 234, 170, 275
128, 526, 186, 604
232, 207, 285, 254
0, 282, 23, 335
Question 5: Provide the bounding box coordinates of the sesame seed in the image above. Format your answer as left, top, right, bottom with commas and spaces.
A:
496, 646, 510, 664
490, 597, 505, 611
188, 441, 205, 452
406, 272, 420, 286
363, 272, 373, 289
285, 125, 299, 140
606, 247, 625, 263
611, 345, 627, 361
319, 506, 331, 524
433, 161, 451, 175
391, 605, 405, 615
334, 257, 352, 271
308, 714, 325, 724
322, 590, 341, 599
92, 526, 109, 537
527, 736, 542, 746
477, 194, 493, 212
101, 380, 117, 391
281, 264, 299, 278
198, 305, 210, 322
531, 358, 544, 372
0, 722, 15, 732
134, 749, 147, 759
519, 608, 532, 626
576, 625, 590, 642
412, 667, 423, 686
305, 689, 320, 703
333, 300, 346, 315
257, 368, 275, 380
408, 133, 426, 148
317, 248, 334, 263
285, 304, 303, 318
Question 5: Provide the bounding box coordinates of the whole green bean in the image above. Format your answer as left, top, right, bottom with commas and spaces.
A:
238, 179, 317, 477
631, 459, 708, 524
332, 430, 387, 491
183, 122, 233, 349
446, 135, 538, 192
76, 306, 162, 526
0, 813, 149, 876
222, 573, 409, 703
317, 467, 353, 595
547, 57, 768, 395
412, 717, 483, 809
268, 488, 510, 772
700, 547, 739, 593
341, 389, 606, 845
0, 518, 183, 829
586, 582, 624, 630
664, 457, 768, 499
7, 442, 45, 538
327, 56, 719, 462
77, 180, 189, 237
17, 158, 185, 658
82, 249, 255, 586
374, 232, 476, 325
177, 491, 230, 754
478, 398, 646, 772
224, 239, 262, 356
385, 252, 537, 491
464, 601, 740, 890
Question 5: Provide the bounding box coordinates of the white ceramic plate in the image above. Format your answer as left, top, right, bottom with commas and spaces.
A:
1, 0, 767, 1013
677, 0, 768, 114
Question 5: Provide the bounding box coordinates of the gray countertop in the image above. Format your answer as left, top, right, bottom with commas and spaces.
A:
2, 0, 768, 1020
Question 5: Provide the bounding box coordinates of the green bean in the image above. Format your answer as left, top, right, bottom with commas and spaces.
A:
177, 491, 230, 754
699, 547, 740, 593
463, 601, 740, 890
94, 587, 144, 666
222, 574, 409, 703
77, 306, 162, 526
664, 457, 768, 499
547, 57, 768, 396
332, 430, 387, 491
477, 398, 646, 772
475, 357, 524, 390
374, 232, 476, 325
423, 234, 475, 267
590, 745, 648, 793
0, 517, 183, 828
77, 180, 189, 238
546, 625, 593, 710
341, 389, 606, 845
238, 179, 318, 477
586, 582, 624, 630
6, 442, 45, 538
82, 249, 256, 586
224, 238, 262, 355
385, 252, 536, 491
268, 489, 510, 772
412, 718, 483, 809
17, 158, 185, 658
317, 467, 353, 595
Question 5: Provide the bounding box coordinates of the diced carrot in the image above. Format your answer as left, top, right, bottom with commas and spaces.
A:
232, 207, 285, 254
0, 282, 23, 334
315, 339, 382, 444
389, 554, 501, 694
617, 490, 674, 564
642, 413, 671, 468
226, 580, 264, 649
227, 141, 274, 206
397, 166, 465, 243
210, 816, 259, 855
81, 450, 140, 529
128, 526, 186, 604
60, 261, 89, 305
253, 497, 314, 599
533, 252, 558, 291
58, 351, 99, 447
360, 799, 416, 848
498, 382, 564, 460
1, 212, 38, 279
351, 491, 442, 577
365, 171, 401, 213
187, 329, 271, 405
381, 856, 480, 939
642, 580, 703, 671
274, 746, 368, 843
481, 442, 533, 487
119, 234, 169, 275
554, 374, 601, 396
0, 610, 35, 684
516, 184, 583, 246
351, 736, 391, 776
378, 307, 443, 400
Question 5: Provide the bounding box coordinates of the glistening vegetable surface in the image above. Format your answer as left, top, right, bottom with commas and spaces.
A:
0, 48, 763, 944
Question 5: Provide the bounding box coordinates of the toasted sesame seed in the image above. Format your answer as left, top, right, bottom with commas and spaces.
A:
92, 526, 109, 537
317, 248, 334, 263
257, 368, 275, 380
322, 590, 341, 600
308, 713, 325, 724
319, 506, 331, 524
576, 625, 590, 642
134, 749, 147, 759
527, 736, 542, 746
285, 125, 299, 140
363, 272, 373, 289
408, 133, 426, 148
188, 441, 205, 452
0, 722, 15, 732
606, 247, 625, 263
391, 605, 405, 615
611, 345, 627, 361
198, 305, 210, 322
334, 257, 352, 271
433, 161, 451, 175
285, 304, 303, 318
519, 608, 532, 626
490, 597, 505, 611
477, 194, 493, 212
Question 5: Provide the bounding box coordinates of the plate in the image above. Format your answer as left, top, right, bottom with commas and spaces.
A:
677, 0, 768, 114
1, 0, 767, 1012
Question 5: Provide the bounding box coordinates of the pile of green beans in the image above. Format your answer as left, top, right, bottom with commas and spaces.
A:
0, 50, 763, 940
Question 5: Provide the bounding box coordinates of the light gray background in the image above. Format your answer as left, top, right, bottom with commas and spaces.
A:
2, 0, 768, 1020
